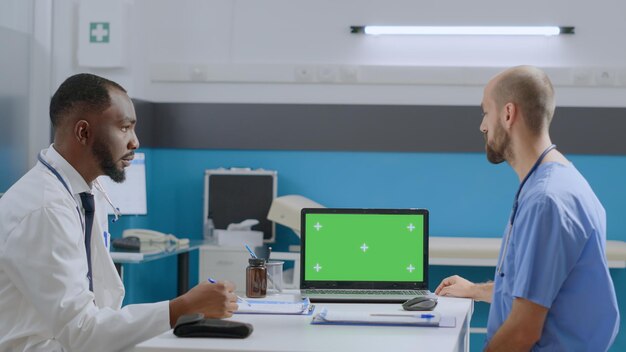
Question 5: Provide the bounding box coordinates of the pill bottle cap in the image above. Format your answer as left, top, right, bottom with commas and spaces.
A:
248, 258, 265, 266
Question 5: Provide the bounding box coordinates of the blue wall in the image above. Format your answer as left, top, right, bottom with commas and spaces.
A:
109, 147, 625, 350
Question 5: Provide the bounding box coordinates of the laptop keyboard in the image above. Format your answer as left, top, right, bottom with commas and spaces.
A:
304, 289, 430, 296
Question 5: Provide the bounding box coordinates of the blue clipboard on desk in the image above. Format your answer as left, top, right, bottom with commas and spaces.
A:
311, 308, 456, 327
235, 297, 315, 315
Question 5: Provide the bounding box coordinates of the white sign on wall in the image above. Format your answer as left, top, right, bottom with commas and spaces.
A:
78, 0, 127, 67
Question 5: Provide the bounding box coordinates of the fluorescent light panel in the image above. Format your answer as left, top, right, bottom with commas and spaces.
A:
352, 26, 574, 36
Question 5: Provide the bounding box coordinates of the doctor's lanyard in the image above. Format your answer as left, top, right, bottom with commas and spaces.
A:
37, 152, 85, 233
37, 152, 121, 228
496, 144, 556, 277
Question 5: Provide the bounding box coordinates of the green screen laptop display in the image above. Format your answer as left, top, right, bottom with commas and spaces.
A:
303, 210, 426, 282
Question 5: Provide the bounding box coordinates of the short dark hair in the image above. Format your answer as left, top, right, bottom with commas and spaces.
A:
49, 73, 127, 128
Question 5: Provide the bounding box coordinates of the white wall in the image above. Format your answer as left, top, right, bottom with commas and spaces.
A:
49, 0, 626, 107
0, 0, 52, 188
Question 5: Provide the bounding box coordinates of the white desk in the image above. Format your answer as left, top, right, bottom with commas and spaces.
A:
132, 296, 473, 352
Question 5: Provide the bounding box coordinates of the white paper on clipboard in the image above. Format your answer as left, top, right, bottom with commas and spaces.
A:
235, 297, 313, 315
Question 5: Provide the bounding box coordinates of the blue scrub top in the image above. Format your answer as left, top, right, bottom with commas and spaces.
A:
486, 162, 619, 351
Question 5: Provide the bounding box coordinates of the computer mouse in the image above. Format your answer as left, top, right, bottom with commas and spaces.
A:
402, 296, 438, 311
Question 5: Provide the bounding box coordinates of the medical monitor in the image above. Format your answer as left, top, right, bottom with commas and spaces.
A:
204, 169, 276, 242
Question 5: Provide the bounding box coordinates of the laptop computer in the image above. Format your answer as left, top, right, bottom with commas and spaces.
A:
300, 208, 431, 303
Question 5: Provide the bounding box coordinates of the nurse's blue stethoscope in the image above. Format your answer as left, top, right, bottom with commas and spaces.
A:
496, 144, 556, 277
37, 152, 122, 224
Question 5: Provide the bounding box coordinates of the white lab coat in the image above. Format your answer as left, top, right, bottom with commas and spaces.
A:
0, 146, 170, 351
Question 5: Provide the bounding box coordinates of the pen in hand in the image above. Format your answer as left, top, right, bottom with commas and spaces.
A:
207, 278, 251, 307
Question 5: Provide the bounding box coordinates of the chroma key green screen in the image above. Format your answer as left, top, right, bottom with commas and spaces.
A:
303, 213, 425, 282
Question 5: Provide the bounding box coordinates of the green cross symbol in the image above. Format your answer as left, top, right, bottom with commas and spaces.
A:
90, 22, 110, 43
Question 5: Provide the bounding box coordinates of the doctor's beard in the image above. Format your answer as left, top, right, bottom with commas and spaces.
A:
92, 138, 126, 183
484, 123, 510, 165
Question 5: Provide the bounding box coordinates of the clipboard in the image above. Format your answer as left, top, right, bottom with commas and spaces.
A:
311, 308, 455, 327
235, 297, 315, 315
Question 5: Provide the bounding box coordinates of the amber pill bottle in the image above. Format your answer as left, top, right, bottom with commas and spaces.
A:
246, 258, 267, 298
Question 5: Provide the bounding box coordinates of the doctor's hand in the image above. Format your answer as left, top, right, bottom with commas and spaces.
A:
169, 281, 238, 327
435, 275, 493, 303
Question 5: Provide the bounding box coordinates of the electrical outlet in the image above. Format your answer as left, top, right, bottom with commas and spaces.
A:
571, 69, 593, 86
317, 65, 337, 83
189, 65, 208, 81
294, 66, 315, 82
340, 66, 359, 83
594, 69, 616, 86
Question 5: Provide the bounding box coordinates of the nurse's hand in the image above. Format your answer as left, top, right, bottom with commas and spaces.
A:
169, 281, 238, 327
435, 275, 493, 303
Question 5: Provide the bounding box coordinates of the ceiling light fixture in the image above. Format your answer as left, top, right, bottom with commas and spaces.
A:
350, 26, 575, 36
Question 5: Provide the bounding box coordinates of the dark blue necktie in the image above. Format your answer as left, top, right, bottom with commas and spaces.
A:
79, 192, 94, 292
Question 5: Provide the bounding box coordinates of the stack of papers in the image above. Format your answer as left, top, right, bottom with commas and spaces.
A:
236, 297, 314, 315
311, 309, 455, 327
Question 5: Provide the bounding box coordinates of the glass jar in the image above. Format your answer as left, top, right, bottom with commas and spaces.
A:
246, 258, 267, 298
